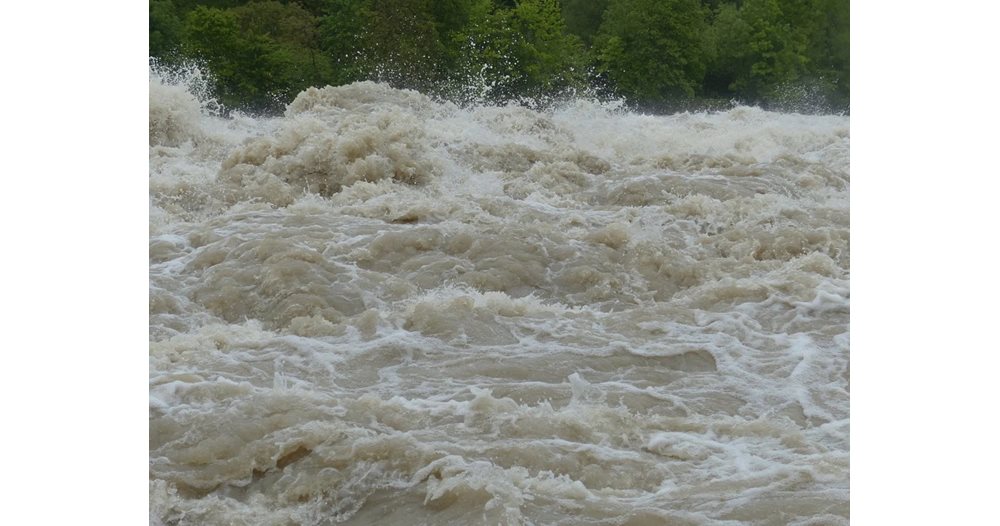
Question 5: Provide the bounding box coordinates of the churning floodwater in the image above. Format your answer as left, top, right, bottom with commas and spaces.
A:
149, 69, 849, 526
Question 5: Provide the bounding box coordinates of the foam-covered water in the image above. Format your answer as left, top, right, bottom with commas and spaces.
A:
149, 70, 849, 525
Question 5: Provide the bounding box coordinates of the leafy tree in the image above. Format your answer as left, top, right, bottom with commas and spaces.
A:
702, 2, 754, 97
429, 0, 479, 74
511, 0, 587, 93
451, 1, 524, 100
231, 1, 334, 89
172, 0, 247, 11
365, 0, 448, 89
594, 0, 709, 103
455, 0, 585, 101
805, 0, 849, 106
319, 0, 448, 91
712, 0, 810, 97
318, 0, 370, 85
743, 0, 810, 92
431, 0, 477, 38
560, 0, 609, 45
181, 6, 286, 111
149, 0, 848, 112
287, 0, 330, 17
702, 0, 847, 109
150, 0, 183, 58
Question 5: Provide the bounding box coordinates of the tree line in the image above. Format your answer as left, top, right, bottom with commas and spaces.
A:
150, 0, 849, 114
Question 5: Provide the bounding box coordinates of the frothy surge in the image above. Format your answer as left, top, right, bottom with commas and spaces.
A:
150, 74, 849, 525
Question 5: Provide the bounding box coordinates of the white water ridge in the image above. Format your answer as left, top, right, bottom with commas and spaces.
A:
149, 71, 849, 526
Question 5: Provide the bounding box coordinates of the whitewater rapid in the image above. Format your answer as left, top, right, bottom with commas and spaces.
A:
149, 71, 849, 525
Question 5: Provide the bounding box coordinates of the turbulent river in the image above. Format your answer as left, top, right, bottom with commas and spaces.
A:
149, 71, 849, 526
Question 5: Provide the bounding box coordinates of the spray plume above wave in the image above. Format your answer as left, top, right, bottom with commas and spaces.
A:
150, 66, 849, 525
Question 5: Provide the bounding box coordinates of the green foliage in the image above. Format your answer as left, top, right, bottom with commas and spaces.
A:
703, 2, 754, 96
453, 0, 586, 101
561, 0, 609, 45
511, 0, 587, 93
172, 0, 246, 11
430, 0, 477, 37
806, 0, 849, 106
594, 0, 709, 102
150, 0, 183, 58
318, 0, 370, 85
739, 0, 810, 94
317, 0, 451, 91
166, 1, 362, 111
181, 3, 331, 112
702, 0, 848, 109
363, 0, 448, 89
181, 6, 281, 110
150, 0, 850, 113
452, 2, 524, 100
232, 1, 334, 91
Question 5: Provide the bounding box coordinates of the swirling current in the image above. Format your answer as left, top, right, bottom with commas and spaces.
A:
149, 71, 849, 526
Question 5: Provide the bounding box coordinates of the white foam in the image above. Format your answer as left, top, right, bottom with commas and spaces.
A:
149, 79, 849, 525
